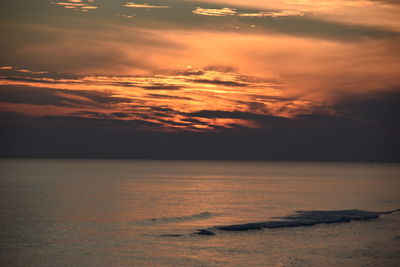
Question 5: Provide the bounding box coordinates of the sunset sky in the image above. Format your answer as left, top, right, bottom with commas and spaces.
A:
0, 0, 399, 161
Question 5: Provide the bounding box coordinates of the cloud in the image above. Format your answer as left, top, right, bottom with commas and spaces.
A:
70, 111, 111, 118
111, 112, 132, 118
17, 69, 48, 74
147, 94, 193, 100
187, 109, 289, 126
181, 117, 209, 125
192, 79, 247, 87
1, 76, 61, 84
192, 6, 304, 18
0, 85, 132, 108
0, 85, 73, 107
123, 2, 169, 8
331, 90, 400, 132
2, 92, 398, 161
0, 20, 183, 75
192, 7, 236, 16
141, 85, 182, 90
239, 10, 304, 18
0, 66, 13, 70
117, 14, 135, 19
51, 0, 98, 12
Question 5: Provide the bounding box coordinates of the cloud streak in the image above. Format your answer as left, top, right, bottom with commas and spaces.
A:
51, 0, 98, 12
238, 10, 304, 17
123, 2, 169, 8
192, 7, 305, 18
192, 7, 236, 16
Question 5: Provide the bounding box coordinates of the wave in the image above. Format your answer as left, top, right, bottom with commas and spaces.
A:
195, 209, 399, 235
133, 211, 215, 226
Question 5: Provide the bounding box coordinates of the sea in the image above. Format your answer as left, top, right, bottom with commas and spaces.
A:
1, 159, 399, 266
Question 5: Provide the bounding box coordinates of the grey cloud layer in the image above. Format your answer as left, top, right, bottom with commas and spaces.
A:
0, 85, 132, 107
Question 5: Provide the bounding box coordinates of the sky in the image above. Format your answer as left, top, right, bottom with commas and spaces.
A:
0, 0, 399, 161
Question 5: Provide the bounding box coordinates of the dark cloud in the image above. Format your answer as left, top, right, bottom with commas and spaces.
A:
186, 89, 400, 135
0, 1, 183, 74
142, 85, 182, 90
331, 90, 400, 133
71, 90, 133, 105
192, 79, 247, 87
0, 85, 71, 106
188, 110, 288, 123
147, 93, 193, 100
181, 117, 209, 125
0, 76, 59, 84
112, 82, 138, 87
149, 106, 180, 115
0, 85, 132, 107
1, 109, 398, 161
157, 118, 192, 127
246, 101, 269, 113
205, 65, 238, 73
186, 110, 293, 130
44, 115, 163, 129
177, 69, 206, 76
109, 82, 184, 91
70, 111, 113, 119
111, 112, 132, 118
250, 94, 297, 102
152, 112, 175, 118
150, 106, 176, 112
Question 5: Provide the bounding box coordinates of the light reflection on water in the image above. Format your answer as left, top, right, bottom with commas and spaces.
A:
1, 159, 399, 266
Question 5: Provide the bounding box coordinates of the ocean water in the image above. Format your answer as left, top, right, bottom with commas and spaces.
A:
0, 159, 399, 266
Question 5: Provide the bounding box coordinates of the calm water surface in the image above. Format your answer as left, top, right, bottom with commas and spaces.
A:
1, 160, 399, 266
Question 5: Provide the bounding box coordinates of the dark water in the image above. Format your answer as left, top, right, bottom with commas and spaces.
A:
1, 159, 399, 266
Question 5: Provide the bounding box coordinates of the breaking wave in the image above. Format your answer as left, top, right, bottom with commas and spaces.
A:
195, 209, 399, 235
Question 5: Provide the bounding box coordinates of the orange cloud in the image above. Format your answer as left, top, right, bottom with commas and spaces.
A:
51, 0, 98, 12
238, 10, 304, 17
123, 2, 169, 8
0, 66, 14, 70
192, 7, 237, 16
